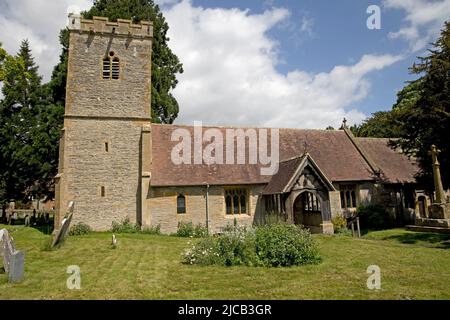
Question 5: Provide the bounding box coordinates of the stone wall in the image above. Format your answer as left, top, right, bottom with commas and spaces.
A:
145, 185, 265, 234
56, 16, 153, 230
60, 119, 149, 230
65, 17, 152, 118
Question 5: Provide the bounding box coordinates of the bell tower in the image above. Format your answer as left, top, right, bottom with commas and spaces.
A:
55, 14, 153, 230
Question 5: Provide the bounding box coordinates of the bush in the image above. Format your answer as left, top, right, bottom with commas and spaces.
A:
141, 224, 161, 235
357, 204, 394, 230
182, 225, 257, 266
111, 217, 140, 233
69, 222, 92, 236
176, 222, 208, 238
331, 215, 348, 234
182, 223, 321, 267
254, 224, 321, 267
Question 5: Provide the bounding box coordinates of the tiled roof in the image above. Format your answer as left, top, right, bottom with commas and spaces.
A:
262, 156, 305, 194
356, 138, 418, 183
150, 124, 417, 186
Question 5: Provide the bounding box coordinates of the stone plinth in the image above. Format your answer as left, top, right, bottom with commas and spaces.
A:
428, 203, 450, 219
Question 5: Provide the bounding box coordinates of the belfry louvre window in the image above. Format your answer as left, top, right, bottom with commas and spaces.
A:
225, 188, 248, 215
177, 194, 186, 214
340, 185, 357, 209
102, 51, 120, 80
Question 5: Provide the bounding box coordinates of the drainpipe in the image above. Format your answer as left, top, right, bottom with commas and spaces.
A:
205, 184, 210, 234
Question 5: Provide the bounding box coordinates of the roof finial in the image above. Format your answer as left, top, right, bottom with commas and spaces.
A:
342, 117, 348, 129
302, 135, 310, 156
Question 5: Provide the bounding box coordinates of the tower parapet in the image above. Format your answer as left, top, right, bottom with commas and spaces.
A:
68, 13, 153, 39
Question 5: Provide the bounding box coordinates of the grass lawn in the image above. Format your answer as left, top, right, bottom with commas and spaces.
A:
1, 225, 450, 299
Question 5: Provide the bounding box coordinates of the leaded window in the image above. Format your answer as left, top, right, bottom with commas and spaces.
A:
225, 188, 248, 215
177, 194, 186, 214
340, 185, 357, 209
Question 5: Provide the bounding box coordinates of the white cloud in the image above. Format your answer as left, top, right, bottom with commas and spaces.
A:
164, 1, 401, 129
384, 0, 450, 52
154, 0, 180, 6
0, 0, 92, 82
0, 0, 403, 129
299, 14, 314, 36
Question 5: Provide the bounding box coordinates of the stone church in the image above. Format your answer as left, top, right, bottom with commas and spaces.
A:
55, 15, 419, 234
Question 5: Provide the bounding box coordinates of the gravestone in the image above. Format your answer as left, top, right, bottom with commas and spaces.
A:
1, 229, 15, 273
8, 251, 25, 283
51, 201, 75, 248
0, 228, 25, 283
111, 234, 117, 248
24, 215, 31, 227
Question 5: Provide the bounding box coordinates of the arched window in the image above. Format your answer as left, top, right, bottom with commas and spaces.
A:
111, 57, 120, 79
240, 194, 247, 214
102, 51, 120, 80
226, 195, 232, 214
340, 185, 357, 209
233, 195, 239, 214
102, 57, 111, 79
351, 190, 356, 208
225, 188, 248, 215
177, 194, 186, 214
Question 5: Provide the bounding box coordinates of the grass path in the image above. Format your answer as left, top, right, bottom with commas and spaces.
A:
1, 225, 449, 299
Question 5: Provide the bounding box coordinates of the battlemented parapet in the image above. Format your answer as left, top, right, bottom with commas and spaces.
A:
68, 13, 153, 39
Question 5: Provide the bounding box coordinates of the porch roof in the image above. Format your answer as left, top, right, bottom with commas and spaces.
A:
262, 153, 335, 195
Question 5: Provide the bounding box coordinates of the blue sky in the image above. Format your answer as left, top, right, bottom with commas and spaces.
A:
189, 0, 421, 114
1, 0, 449, 128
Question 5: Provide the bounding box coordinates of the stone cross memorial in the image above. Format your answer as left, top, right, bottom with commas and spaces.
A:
429, 145, 446, 204
0, 229, 25, 283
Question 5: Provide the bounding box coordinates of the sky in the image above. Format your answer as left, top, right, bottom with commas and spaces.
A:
0, 0, 449, 129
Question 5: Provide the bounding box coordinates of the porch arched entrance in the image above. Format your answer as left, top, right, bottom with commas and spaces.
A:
293, 191, 324, 232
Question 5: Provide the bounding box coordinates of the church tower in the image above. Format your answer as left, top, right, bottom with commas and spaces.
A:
55, 15, 153, 230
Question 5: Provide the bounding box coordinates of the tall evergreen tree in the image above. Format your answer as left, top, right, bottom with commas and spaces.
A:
0, 40, 41, 202
395, 22, 450, 191
49, 0, 183, 123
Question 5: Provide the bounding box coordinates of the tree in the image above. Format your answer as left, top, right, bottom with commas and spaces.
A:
0, 41, 60, 202
50, 0, 183, 123
394, 22, 450, 191
351, 81, 422, 138
0, 40, 40, 202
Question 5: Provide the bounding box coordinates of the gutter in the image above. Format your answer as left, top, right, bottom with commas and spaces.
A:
205, 184, 210, 234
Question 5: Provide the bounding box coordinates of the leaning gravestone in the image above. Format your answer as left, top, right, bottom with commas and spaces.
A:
51, 201, 75, 248
0, 228, 25, 283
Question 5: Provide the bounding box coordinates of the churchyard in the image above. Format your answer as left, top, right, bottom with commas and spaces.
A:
1, 224, 449, 300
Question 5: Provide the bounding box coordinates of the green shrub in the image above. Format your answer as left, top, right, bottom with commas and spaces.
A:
182, 237, 220, 265
176, 222, 208, 237
357, 204, 394, 230
182, 225, 257, 266
182, 223, 321, 267
331, 215, 348, 234
141, 224, 161, 235
69, 222, 92, 236
254, 224, 321, 267
111, 217, 140, 233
